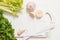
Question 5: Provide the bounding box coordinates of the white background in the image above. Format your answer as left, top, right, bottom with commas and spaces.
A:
4, 0, 60, 40
19, 0, 60, 40
46, 0, 60, 40
22, 0, 60, 40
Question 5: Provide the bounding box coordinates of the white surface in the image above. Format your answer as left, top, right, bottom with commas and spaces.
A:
4, 0, 53, 36
3, 0, 60, 40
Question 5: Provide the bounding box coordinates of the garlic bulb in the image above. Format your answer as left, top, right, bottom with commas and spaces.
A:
36, 10, 43, 19
26, 2, 36, 12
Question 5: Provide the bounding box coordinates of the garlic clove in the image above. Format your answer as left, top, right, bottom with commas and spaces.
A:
29, 12, 35, 19
17, 29, 25, 36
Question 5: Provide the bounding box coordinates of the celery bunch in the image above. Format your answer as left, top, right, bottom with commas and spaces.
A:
0, 0, 23, 16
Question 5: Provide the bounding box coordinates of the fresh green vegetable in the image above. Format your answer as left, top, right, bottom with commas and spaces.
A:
0, 0, 23, 16
0, 10, 17, 40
